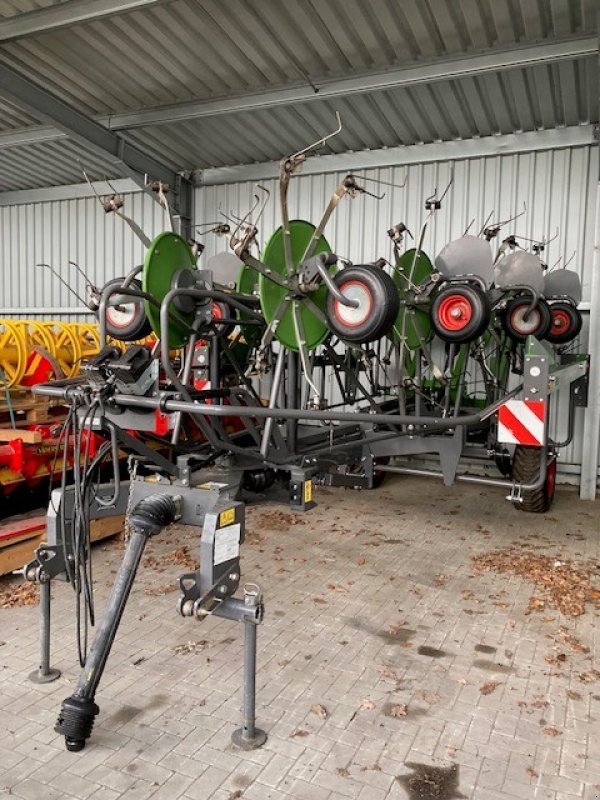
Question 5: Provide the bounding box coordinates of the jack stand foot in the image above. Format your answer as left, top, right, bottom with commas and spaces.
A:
29, 667, 61, 684
231, 727, 267, 750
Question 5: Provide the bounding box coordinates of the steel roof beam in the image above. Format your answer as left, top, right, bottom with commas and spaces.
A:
0, 0, 168, 42
0, 35, 594, 153
109, 35, 597, 129
0, 64, 177, 188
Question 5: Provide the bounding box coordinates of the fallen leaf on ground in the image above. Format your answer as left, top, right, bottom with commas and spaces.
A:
480, 681, 499, 695
360, 698, 376, 710
472, 545, 600, 617
335, 767, 350, 777
0, 582, 39, 608
290, 729, 309, 738
566, 689, 582, 700
311, 704, 328, 720
389, 704, 407, 717
543, 726, 562, 736
360, 763, 382, 772
526, 767, 539, 778
420, 691, 440, 705
173, 640, 209, 655
227, 792, 242, 800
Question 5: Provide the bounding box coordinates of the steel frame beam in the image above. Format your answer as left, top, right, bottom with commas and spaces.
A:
200, 126, 595, 186
0, 126, 593, 205
0, 64, 177, 190
0, 35, 594, 155
103, 36, 598, 130
0, 0, 168, 42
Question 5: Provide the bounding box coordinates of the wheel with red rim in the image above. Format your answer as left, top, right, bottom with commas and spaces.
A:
431, 284, 490, 343
512, 445, 556, 513
99, 278, 152, 342
211, 301, 235, 336
326, 265, 399, 344
501, 297, 551, 342
544, 302, 582, 345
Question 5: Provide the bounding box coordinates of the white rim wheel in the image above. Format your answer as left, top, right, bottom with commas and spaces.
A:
333, 281, 372, 328
510, 305, 541, 335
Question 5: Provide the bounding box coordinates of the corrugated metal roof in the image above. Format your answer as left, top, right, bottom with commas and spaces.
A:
0, 0, 596, 191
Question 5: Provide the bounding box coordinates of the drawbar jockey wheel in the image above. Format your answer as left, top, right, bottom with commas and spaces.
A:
326, 265, 399, 344
431, 284, 490, 344
501, 297, 551, 343
544, 302, 582, 345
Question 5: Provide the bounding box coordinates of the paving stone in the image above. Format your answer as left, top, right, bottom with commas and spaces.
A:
0, 479, 598, 800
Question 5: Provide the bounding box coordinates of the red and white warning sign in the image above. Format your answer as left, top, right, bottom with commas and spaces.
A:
497, 399, 546, 446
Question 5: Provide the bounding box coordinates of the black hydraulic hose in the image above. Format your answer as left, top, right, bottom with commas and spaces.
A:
55, 494, 179, 752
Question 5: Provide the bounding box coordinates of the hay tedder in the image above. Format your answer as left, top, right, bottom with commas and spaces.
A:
21, 120, 589, 752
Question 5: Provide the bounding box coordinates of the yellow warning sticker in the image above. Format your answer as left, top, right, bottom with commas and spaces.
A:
304, 480, 313, 504
219, 507, 236, 527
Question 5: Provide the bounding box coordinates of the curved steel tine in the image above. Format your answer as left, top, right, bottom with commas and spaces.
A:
195, 221, 225, 233
35, 263, 88, 306
253, 184, 271, 226
463, 218, 476, 236
438, 167, 454, 203
562, 250, 576, 270
68, 260, 96, 288
355, 172, 408, 191
477, 210, 495, 237
496, 201, 527, 229
285, 111, 342, 165
79, 162, 107, 208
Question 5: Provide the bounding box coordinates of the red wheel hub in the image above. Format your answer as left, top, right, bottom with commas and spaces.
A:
437, 294, 473, 331
212, 302, 224, 321
551, 308, 571, 333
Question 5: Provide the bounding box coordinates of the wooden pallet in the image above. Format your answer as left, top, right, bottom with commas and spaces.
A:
0, 514, 124, 576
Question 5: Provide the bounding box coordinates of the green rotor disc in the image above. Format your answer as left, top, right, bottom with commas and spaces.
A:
390, 248, 434, 350
143, 231, 196, 348
259, 220, 331, 352
236, 262, 262, 345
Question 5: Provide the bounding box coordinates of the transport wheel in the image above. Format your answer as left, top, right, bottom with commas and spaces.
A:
501, 297, 551, 343
512, 445, 556, 513
326, 265, 399, 344
211, 301, 235, 336
431, 284, 490, 343
100, 278, 151, 342
544, 302, 582, 345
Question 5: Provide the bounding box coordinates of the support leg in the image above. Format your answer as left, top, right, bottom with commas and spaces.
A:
232, 614, 267, 750
29, 577, 61, 684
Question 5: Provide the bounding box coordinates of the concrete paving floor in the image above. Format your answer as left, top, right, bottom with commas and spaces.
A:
0, 475, 599, 800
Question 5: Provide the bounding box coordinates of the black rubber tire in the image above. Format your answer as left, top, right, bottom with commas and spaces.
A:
501, 297, 552, 343
326, 265, 399, 344
544, 302, 583, 345
512, 445, 556, 513
100, 278, 152, 342
211, 301, 236, 336
430, 284, 491, 343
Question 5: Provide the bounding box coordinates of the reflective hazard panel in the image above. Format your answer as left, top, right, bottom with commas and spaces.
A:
498, 399, 546, 446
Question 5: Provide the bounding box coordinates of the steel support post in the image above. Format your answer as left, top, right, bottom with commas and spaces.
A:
28, 577, 61, 684
580, 178, 600, 499
231, 591, 267, 750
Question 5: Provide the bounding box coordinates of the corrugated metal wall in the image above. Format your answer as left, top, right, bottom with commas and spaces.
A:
0, 190, 166, 318
0, 144, 597, 476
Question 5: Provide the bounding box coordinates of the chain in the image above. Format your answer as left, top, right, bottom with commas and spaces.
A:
123, 455, 139, 542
